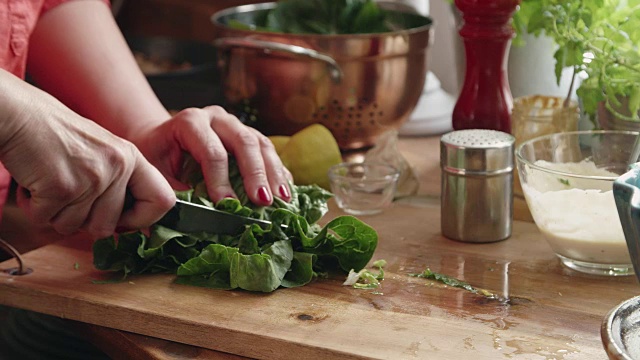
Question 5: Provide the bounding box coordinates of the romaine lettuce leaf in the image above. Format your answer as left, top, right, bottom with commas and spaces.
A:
93, 157, 378, 292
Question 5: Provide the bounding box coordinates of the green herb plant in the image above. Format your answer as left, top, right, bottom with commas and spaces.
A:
514, 0, 640, 121
93, 158, 378, 293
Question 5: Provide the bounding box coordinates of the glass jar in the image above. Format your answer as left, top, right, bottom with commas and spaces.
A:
512, 95, 580, 143
512, 95, 580, 197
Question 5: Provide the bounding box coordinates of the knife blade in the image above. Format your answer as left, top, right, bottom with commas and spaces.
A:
156, 199, 272, 235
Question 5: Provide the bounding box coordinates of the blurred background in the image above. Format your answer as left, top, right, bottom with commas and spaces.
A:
113, 0, 463, 137
113, 0, 578, 139
114, 0, 462, 94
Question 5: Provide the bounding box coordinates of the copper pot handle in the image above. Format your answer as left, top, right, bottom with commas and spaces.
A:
213, 37, 343, 83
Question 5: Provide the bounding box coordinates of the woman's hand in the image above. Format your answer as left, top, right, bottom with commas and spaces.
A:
25, 1, 291, 207
132, 106, 293, 206
0, 70, 176, 239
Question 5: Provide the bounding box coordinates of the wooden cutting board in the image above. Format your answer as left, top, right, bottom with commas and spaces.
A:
0, 199, 637, 359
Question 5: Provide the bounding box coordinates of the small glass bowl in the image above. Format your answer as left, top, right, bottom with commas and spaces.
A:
328, 162, 400, 215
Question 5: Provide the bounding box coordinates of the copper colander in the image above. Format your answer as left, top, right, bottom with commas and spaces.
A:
211, 2, 433, 150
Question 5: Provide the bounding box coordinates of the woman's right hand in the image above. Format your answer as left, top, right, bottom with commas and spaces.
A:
0, 70, 175, 239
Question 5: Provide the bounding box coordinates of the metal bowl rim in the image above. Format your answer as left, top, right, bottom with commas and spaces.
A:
211, 2, 433, 39
602, 295, 640, 360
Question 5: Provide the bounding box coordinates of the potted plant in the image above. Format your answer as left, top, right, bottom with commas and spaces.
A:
514, 0, 640, 128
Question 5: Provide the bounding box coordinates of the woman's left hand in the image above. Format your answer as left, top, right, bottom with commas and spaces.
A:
132, 106, 292, 206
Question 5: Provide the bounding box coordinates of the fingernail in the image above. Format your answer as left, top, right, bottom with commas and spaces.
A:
257, 186, 272, 204
278, 184, 291, 201
224, 194, 236, 199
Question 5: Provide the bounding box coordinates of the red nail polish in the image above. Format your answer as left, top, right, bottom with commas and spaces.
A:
257, 186, 272, 204
278, 184, 291, 201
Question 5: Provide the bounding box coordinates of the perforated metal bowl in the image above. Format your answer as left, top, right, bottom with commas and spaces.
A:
211, 2, 433, 150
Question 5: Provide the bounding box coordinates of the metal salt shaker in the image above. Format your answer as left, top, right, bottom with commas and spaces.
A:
440, 129, 515, 243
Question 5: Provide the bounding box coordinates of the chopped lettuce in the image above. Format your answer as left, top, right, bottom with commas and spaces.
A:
343, 259, 386, 289
409, 267, 499, 299
93, 158, 378, 292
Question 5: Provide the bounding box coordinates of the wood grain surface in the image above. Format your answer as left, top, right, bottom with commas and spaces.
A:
0, 136, 637, 359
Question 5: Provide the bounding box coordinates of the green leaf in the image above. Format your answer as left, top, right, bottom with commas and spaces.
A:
324, 216, 378, 272
144, 226, 191, 256
521, 2, 546, 35
230, 240, 293, 292
93, 233, 146, 276
175, 190, 193, 202
628, 86, 640, 116
237, 225, 262, 255
93, 156, 378, 292
241, 0, 403, 34
92, 236, 119, 270
411, 268, 476, 293
515, 0, 640, 117
281, 252, 317, 288
410, 267, 501, 300
176, 244, 238, 289
553, 48, 567, 86
350, 1, 388, 34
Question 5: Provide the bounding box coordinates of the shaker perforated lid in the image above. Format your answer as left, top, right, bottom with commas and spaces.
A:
440, 129, 515, 175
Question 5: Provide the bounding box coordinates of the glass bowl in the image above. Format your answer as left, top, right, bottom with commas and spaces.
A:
328, 162, 400, 215
516, 130, 637, 276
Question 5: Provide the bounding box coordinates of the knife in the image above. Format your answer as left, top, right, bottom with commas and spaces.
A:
156, 199, 272, 235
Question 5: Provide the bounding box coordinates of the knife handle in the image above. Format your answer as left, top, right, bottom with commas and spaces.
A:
156, 204, 180, 229
114, 190, 137, 233
123, 190, 136, 212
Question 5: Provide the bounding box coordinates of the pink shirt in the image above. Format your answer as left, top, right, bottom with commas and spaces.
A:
0, 0, 108, 222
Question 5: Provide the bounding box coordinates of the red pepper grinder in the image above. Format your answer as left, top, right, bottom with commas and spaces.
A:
452, 0, 520, 133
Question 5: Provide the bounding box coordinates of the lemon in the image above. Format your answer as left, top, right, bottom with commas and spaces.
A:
268, 136, 291, 155
278, 124, 342, 190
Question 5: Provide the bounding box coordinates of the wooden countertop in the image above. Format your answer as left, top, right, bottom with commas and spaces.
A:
0, 135, 637, 359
